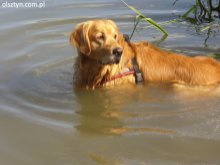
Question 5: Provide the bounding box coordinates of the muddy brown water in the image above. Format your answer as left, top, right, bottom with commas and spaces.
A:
1, 0, 220, 164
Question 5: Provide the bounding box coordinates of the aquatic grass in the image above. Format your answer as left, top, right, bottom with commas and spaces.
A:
121, 0, 220, 44
121, 0, 168, 39
141, 18, 180, 30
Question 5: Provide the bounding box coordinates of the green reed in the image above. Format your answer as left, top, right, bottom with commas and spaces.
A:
121, 0, 169, 39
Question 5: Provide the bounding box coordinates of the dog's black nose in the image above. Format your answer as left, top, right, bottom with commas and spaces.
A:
112, 47, 123, 64
112, 47, 123, 57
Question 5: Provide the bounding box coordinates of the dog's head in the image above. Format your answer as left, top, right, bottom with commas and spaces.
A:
70, 20, 124, 65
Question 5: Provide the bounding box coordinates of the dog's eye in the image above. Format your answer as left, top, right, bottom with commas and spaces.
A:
96, 33, 104, 40
114, 34, 117, 39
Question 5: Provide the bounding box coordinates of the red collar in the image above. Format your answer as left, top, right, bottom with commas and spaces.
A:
105, 68, 135, 83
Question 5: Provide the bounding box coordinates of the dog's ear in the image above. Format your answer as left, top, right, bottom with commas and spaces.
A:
70, 22, 91, 55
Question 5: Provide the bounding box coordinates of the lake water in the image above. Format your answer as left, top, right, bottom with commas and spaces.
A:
1, 0, 220, 164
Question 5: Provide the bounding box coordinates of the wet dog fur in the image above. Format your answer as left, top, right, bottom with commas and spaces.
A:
70, 19, 220, 89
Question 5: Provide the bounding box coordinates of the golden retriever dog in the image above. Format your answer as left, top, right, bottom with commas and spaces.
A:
70, 19, 220, 89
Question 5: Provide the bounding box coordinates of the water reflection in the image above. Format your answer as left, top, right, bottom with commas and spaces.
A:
190, 22, 220, 47
75, 86, 129, 136
74, 84, 190, 136
74, 79, 220, 138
